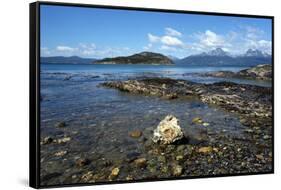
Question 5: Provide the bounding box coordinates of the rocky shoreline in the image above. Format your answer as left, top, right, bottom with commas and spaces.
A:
101, 77, 272, 119
40, 75, 273, 186
100, 77, 272, 174
200, 64, 272, 81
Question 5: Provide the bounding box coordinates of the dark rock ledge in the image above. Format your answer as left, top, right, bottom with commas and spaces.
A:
101, 78, 272, 121
201, 64, 272, 81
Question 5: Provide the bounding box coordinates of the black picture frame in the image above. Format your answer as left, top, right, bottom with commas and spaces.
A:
30, 1, 274, 189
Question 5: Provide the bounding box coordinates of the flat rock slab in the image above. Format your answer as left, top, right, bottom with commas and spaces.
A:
101, 77, 272, 121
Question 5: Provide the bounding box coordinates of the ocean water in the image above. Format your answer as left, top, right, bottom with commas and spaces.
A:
40, 63, 271, 87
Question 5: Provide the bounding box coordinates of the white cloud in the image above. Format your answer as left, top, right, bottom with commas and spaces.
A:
79, 43, 97, 55
160, 45, 177, 51
143, 43, 152, 50
147, 29, 184, 49
41, 47, 51, 55
148, 33, 160, 43
245, 26, 264, 40
199, 30, 225, 47
56, 46, 75, 52
165, 27, 182, 37
245, 39, 272, 53
189, 30, 234, 53
161, 35, 183, 47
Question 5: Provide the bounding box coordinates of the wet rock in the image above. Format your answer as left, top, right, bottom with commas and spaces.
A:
126, 152, 141, 162
63, 76, 72, 81
133, 158, 147, 168
152, 115, 184, 145
102, 78, 272, 125
158, 155, 166, 163
109, 167, 120, 180
41, 136, 53, 145
176, 155, 184, 161
55, 121, 66, 128
56, 137, 71, 144
54, 150, 67, 156
81, 171, 94, 182
192, 117, 203, 124
126, 175, 133, 180
256, 154, 264, 160
202, 122, 210, 127
198, 146, 213, 153
76, 158, 91, 167
163, 93, 178, 100
172, 164, 183, 176
161, 166, 169, 173
263, 135, 270, 140
129, 130, 142, 138
201, 64, 272, 81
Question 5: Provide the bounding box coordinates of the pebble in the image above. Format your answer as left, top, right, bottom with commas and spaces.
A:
41, 136, 53, 145
176, 155, 184, 161
192, 117, 203, 124
133, 158, 147, 168
172, 164, 183, 176
55, 121, 66, 128
110, 167, 120, 178
76, 158, 90, 167
54, 150, 67, 156
198, 146, 213, 153
203, 122, 210, 127
263, 135, 270, 140
129, 130, 142, 138
56, 137, 71, 144
81, 171, 94, 182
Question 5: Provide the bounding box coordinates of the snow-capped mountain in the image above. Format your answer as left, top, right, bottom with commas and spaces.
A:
177, 48, 272, 66
244, 49, 271, 57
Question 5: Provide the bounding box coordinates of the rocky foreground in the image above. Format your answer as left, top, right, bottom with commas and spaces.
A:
99, 78, 273, 176
39, 77, 273, 186
201, 64, 272, 81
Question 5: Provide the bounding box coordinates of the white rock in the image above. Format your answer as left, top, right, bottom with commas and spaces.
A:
152, 115, 184, 144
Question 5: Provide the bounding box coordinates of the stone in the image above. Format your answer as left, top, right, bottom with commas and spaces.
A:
172, 164, 183, 176
55, 121, 66, 128
109, 167, 120, 180
76, 158, 90, 167
41, 136, 53, 145
129, 130, 142, 138
164, 93, 178, 100
256, 154, 264, 160
192, 117, 203, 124
263, 135, 270, 140
54, 150, 67, 156
176, 155, 184, 161
133, 158, 147, 168
56, 137, 71, 144
81, 171, 94, 182
202, 122, 210, 127
198, 146, 213, 153
126, 175, 133, 180
152, 115, 184, 145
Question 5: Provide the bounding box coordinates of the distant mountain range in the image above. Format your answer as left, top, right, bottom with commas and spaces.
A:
41, 48, 271, 66
41, 56, 97, 64
177, 48, 272, 66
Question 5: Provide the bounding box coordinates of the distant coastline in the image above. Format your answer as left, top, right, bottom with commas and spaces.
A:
41, 48, 272, 67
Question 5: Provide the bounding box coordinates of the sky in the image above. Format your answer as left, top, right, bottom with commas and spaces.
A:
40, 5, 272, 59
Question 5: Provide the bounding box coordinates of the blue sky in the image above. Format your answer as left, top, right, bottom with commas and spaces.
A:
40, 5, 272, 58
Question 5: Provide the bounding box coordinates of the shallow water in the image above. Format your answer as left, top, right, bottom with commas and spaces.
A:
40, 63, 270, 185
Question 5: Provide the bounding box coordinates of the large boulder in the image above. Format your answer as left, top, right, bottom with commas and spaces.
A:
152, 115, 184, 145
